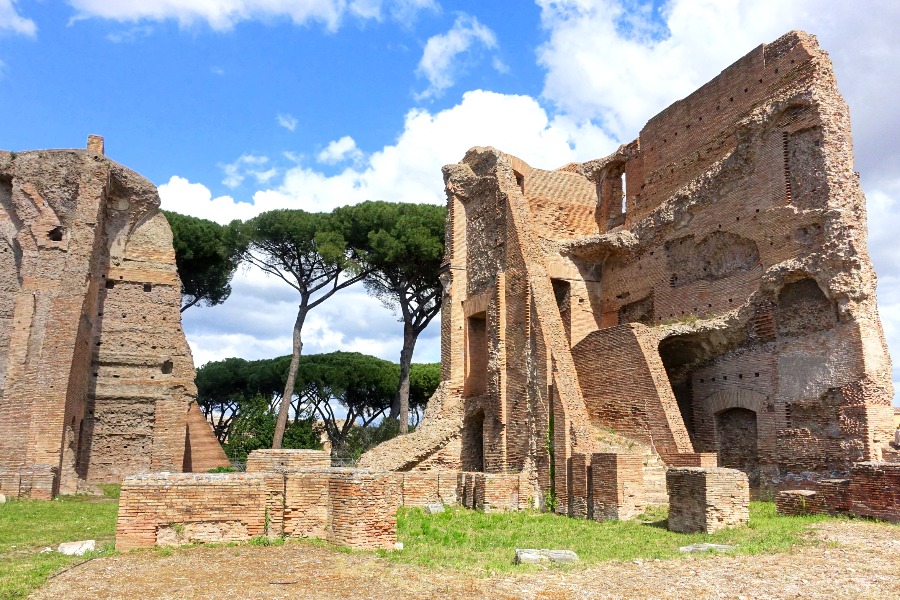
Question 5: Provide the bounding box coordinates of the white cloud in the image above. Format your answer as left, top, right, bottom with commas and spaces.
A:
210, 66, 225, 76
276, 113, 298, 132
416, 14, 498, 99
220, 154, 276, 189
0, 0, 36, 36
316, 135, 363, 165
67, 0, 438, 31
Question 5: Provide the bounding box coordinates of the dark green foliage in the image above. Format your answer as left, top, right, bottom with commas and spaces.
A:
163, 211, 241, 312
335, 201, 446, 432
223, 395, 322, 463
233, 207, 376, 448
196, 353, 441, 459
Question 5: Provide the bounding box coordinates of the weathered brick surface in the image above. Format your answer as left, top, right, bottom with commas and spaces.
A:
115, 473, 284, 551
328, 472, 402, 550
0, 464, 56, 500
667, 467, 749, 533
847, 462, 900, 522
0, 141, 228, 498
246, 449, 330, 472
591, 453, 645, 521
358, 30, 893, 517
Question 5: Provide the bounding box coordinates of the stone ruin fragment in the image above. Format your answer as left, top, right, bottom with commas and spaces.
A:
0, 137, 228, 499
360, 30, 897, 515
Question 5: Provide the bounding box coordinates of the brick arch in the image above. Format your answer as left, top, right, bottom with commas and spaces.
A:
705, 388, 768, 417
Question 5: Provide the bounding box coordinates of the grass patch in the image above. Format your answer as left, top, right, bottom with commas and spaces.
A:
0, 495, 119, 599
388, 502, 836, 575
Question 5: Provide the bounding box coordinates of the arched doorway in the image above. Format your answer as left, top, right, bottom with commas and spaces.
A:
715, 407, 759, 487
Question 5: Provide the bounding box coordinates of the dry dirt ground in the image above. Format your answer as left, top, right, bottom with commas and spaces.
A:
33, 521, 899, 600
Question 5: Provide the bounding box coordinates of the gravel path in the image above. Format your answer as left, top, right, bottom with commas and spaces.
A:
32, 521, 900, 599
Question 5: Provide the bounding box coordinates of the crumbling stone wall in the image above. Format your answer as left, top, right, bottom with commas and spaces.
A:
776, 462, 900, 522
362, 31, 894, 511
0, 139, 228, 498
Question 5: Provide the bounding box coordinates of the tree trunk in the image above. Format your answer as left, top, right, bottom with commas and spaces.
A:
392, 322, 417, 435
272, 307, 306, 449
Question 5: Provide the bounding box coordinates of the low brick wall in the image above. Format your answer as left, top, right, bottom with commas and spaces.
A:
456, 472, 524, 512
329, 471, 402, 550
592, 453, 645, 521
847, 462, 900, 522
570, 454, 591, 519
283, 470, 332, 538
0, 464, 57, 500
776, 462, 900, 522
775, 489, 822, 515
246, 449, 331, 472
666, 467, 749, 533
400, 470, 458, 507
662, 453, 718, 468
115, 473, 285, 551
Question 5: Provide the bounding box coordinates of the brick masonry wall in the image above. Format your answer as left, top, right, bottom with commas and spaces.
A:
115, 472, 284, 551
777, 462, 899, 522
666, 467, 749, 533
328, 471, 402, 550
591, 453, 646, 521
0, 464, 57, 500
246, 449, 331, 472
847, 462, 900, 522
0, 146, 228, 497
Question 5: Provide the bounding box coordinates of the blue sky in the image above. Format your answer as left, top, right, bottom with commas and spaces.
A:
2, 1, 900, 405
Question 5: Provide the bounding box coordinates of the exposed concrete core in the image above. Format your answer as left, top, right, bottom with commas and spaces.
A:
361, 31, 895, 513
0, 138, 228, 498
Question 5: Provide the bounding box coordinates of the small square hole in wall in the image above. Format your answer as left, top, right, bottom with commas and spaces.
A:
161, 360, 173, 375
105, 280, 115, 289
143, 283, 152, 292
48, 227, 63, 242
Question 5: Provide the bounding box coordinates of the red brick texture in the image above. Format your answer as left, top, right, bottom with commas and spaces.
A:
777, 461, 900, 522
245, 449, 331, 472
666, 467, 750, 533
0, 145, 228, 499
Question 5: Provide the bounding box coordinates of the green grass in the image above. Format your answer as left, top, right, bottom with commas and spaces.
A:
386, 502, 837, 575
0, 495, 119, 599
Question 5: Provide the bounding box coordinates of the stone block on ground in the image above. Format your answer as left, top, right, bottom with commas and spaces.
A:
57, 540, 95, 556
514, 549, 579, 564
666, 467, 749, 534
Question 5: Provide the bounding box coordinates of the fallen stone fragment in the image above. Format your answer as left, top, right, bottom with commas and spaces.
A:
0, 493, 5, 504
514, 549, 579, 564
393, 542, 404, 551
57, 540, 95, 556
678, 543, 736, 553
425, 503, 445, 514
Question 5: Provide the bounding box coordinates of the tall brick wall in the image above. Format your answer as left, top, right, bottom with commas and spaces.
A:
0, 144, 228, 499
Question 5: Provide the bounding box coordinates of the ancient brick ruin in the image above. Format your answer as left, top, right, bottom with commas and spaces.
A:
101, 31, 900, 552
0, 138, 227, 499
360, 30, 897, 520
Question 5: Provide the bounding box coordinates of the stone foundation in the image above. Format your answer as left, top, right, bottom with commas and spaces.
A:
666, 467, 750, 533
